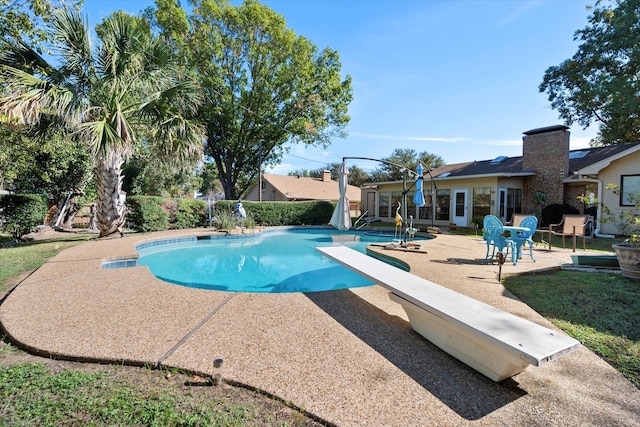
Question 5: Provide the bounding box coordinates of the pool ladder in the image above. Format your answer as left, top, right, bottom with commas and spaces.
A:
354, 210, 382, 230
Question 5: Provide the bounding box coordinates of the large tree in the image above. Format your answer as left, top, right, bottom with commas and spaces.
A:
0, 125, 93, 220
1, 0, 67, 186
540, 0, 640, 145
122, 144, 203, 198
0, 9, 204, 237
369, 148, 445, 182
153, 0, 353, 199
0, 0, 82, 50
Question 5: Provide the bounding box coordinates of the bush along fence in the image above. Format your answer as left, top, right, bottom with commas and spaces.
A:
126, 197, 336, 232
215, 200, 335, 227
126, 196, 207, 232
0, 194, 48, 240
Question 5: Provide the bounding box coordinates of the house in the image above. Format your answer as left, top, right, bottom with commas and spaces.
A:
245, 170, 362, 215
361, 125, 640, 235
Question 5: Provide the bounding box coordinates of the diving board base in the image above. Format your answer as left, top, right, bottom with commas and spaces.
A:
316, 245, 580, 383
389, 292, 528, 381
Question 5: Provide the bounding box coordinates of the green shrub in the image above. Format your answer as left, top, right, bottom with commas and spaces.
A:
126, 197, 332, 231
0, 194, 48, 239
215, 200, 334, 226
242, 212, 257, 229
471, 215, 484, 228
213, 208, 236, 230
174, 199, 207, 229
126, 196, 207, 231
126, 196, 168, 232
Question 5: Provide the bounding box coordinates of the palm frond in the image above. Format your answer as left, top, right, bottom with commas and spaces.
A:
51, 9, 94, 86
77, 117, 130, 160
154, 115, 204, 161
0, 39, 58, 79
0, 67, 77, 125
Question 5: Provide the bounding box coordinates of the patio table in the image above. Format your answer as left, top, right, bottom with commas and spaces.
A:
503, 225, 530, 262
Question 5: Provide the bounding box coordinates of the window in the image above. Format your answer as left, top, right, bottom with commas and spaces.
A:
378, 192, 390, 218
436, 189, 450, 221
406, 191, 416, 219
506, 188, 522, 221
621, 175, 640, 206
473, 187, 491, 219
419, 194, 433, 220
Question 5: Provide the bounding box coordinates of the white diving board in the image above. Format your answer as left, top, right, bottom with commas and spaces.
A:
317, 245, 580, 382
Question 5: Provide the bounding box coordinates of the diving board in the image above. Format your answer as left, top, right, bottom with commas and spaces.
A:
316, 245, 580, 382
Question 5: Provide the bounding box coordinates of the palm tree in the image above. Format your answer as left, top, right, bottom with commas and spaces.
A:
0, 9, 204, 237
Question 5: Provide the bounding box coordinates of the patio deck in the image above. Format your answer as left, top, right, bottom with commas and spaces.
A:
1, 228, 639, 426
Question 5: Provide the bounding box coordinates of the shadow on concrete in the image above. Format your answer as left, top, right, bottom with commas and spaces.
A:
430, 258, 491, 265
305, 289, 526, 420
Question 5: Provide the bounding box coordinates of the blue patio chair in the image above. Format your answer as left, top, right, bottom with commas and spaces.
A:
512, 215, 538, 265
483, 215, 515, 263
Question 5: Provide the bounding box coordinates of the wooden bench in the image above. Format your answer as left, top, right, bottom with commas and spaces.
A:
317, 246, 580, 382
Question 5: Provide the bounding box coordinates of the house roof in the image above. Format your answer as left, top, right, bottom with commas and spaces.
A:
422, 141, 640, 182
428, 156, 529, 180
262, 173, 361, 201
568, 142, 640, 177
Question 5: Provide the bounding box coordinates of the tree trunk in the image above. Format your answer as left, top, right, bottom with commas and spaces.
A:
96, 151, 127, 237
49, 189, 83, 230
58, 193, 82, 230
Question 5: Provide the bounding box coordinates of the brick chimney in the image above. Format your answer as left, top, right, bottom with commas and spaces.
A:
522, 125, 570, 210
322, 170, 332, 182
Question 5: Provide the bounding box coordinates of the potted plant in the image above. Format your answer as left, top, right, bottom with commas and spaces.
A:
600, 184, 640, 280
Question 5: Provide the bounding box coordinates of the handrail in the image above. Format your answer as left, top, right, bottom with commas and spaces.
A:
353, 210, 369, 229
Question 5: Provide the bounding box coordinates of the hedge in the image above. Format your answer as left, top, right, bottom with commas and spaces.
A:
0, 194, 48, 239
125, 197, 335, 231
215, 200, 335, 227
126, 196, 169, 232
126, 196, 208, 232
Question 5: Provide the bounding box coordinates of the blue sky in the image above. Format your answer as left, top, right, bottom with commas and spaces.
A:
83, 0, 596, 174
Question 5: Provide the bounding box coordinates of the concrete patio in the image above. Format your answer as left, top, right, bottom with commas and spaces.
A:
1, 228, 639, 426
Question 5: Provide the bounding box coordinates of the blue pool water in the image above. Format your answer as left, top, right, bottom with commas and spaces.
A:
136, 228, 429, 293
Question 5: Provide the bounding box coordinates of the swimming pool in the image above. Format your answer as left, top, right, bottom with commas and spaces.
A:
135, 228, 430, 293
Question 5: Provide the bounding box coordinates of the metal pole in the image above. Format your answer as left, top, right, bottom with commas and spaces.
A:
422, 162, 438, 227
258, 143, 263, 202
402, 171, 407, 242
432, 187, 436, 227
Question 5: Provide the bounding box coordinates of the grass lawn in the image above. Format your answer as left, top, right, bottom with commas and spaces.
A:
503, 271, 640, 389
443, 227, 640, 388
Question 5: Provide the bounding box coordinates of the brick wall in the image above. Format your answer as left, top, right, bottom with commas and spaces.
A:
521, 125, 570, 213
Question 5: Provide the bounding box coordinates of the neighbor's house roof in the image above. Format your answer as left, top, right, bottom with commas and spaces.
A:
370, 142, 640, 184
261, 173, 361, 201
